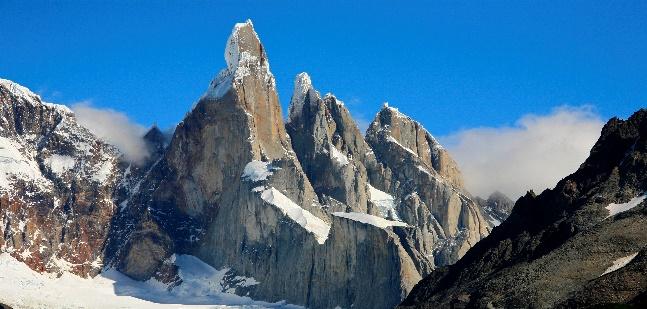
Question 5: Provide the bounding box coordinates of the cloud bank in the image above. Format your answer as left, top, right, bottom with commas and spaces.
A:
72, 102, 150, 164
441, 106, 604, 199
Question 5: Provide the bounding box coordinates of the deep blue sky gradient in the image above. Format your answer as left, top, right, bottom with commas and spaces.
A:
1, 1, 646, 135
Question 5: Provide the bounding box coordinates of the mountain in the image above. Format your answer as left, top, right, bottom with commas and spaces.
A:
0, 20, 501, 309
0, 79, 121, 277
400, 109, 647, 308
475, 191, 514, 226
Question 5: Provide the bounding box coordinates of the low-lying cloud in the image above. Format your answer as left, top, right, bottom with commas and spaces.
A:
72, 102, 150, 164
441, 106, 605, 200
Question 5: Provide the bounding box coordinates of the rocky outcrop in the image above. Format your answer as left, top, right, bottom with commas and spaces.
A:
286, 73, 374, 214
0, 79, 121, 277
365, 105, 491, 266
401, 109, 647, 308
286, 76, 493, 267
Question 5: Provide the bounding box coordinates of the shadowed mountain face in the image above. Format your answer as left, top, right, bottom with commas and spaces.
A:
401, 109, 647, 308
0, 21, 507, 309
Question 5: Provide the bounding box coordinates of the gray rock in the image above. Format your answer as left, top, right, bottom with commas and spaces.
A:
110, 21, 429, 309
365, 105, 490, 265
286, 73, 373, 214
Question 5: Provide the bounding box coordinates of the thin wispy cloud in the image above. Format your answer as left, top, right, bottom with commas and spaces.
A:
441, 105, 604, 199
71, 101, 150, 164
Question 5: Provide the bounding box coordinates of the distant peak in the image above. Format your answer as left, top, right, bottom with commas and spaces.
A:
295, 72, 312, 94
379, 102, 404, 117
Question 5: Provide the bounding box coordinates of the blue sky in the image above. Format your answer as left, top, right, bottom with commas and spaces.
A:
1, 1, 646, 136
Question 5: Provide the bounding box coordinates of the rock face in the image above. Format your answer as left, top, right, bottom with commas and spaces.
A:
286, 75, 493, 268
401, 109, 647, 308
0, 20, 496, 309
105, 21, 434, 308
0, 79, 121, 277
365, 105, 491, 266
286, 73, 373, 214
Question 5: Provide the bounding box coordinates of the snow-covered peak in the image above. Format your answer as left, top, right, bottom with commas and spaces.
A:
323, 93, 344, 107
0, 78, 73, 115
203, 20, 274, 101
0, 78, 41, 103
224, 19, 258, 71
295, 72, 312, 94
287, 72, 320, 123
379, 102, 405, 117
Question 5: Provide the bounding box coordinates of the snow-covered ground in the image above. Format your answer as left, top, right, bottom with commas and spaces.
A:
600, 252, 639, 276
367, 184, 400, 220
0, 253, 300, 309
605, 195, 646, 219
333, 212, 408, 229
260, 187, 331, 244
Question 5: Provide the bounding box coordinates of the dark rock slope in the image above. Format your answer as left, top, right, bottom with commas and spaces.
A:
401, 109, 647, 308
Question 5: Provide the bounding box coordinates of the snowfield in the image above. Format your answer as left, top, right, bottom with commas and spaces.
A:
605, 195, 646, 219
600, 252, 639, 276
333, 212, 408, 229
260, 187, 331, 244
0, 253, 300, 309
367, 184, 400, 220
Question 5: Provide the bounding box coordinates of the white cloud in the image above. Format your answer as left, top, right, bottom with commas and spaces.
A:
441, 106, 604, 199
71, 102, 150, 164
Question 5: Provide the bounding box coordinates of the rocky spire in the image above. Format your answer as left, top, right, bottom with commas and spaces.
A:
368, 104, 465, 188
196, 20, 290, 160
203, 20, 274, 101
286, 73, 374, 214
365, 104, 490, 265
287, 72, 320, 123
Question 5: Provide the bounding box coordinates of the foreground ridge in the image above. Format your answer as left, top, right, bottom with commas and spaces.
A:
401, 109, 647, 308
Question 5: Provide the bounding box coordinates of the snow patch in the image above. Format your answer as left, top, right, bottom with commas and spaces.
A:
92, 159, 114, 183
0, 253, 299, 308
242, 161, 279, 182
488, 217, 501, 227
387, 136, 418, 156
600, 252, 639, 276
333, 212, 408, 229
367, 184, 400, 220
0, 136, 51, 191
45, 154, 76, 176
330, 145, 349, 166
169, 254, 260, 297
605, 195, 646, 219
0, 79, 41, 102
260, 187, 330, 244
